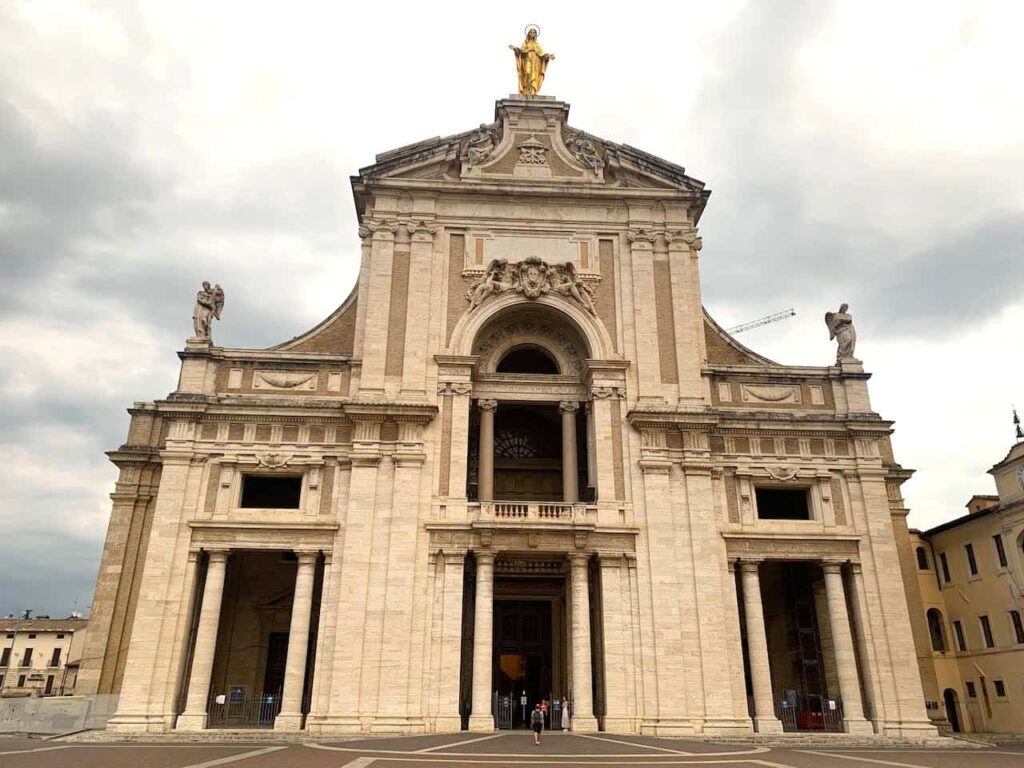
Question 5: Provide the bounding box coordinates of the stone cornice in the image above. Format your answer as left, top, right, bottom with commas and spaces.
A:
178, 345, 352, 366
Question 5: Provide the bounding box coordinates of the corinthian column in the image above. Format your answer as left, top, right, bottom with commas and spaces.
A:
738, 560, 782, 733
275, 551, 318, 730
477, 400, 497, 502
468, 551, 495, 731
569, 553, 598, 731
176, 549, 229, 731
560, 402, 579, 503
822, 561, 873, 734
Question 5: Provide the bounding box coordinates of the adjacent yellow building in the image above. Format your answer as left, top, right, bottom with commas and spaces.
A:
901, 441, 1024, 734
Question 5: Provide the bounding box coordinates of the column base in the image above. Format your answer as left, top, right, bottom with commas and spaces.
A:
601, 716, 639, 734
106, 713, 167, 733
467, 714, 494, 732
700, 717, 757, 735
304, 716, 363, 733
174, 712, 209, 731
274, 712, 305, 730
843, 718, 875, 735
569, 715, 599, 733
752, 716, 783, 734
431, 715, 464, 732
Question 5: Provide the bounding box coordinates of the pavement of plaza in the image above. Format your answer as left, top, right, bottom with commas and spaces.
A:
2, 731, 1023, 768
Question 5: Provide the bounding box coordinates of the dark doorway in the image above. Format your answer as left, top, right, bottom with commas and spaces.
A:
943, 688, 961, 732
494, 600, 552, 727
263, 632, 289, 698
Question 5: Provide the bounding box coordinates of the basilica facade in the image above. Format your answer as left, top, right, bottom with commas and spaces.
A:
79, 95, 936, 737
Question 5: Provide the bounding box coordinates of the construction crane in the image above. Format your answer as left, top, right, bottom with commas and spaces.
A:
727, 308, 796, 335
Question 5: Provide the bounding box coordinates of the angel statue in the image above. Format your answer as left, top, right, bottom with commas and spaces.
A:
552, 261, 597, 315
192, 281, 225, 341
466, 259, 511, 310
509, 25, 555, 96
824, 303, 857, 362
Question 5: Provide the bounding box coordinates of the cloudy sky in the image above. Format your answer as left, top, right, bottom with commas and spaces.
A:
1, 1, 1022, 617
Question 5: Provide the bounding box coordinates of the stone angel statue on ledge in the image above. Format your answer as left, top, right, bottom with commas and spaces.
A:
192, 281, 225, 341
824, 303, 857, 362
510, 25, 554, 96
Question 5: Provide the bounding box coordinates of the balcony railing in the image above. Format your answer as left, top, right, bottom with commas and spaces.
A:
473, 501, 594, 523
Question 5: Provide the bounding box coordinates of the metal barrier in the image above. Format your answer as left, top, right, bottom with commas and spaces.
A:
207, 692, 281, 728
775, 695, 844, 732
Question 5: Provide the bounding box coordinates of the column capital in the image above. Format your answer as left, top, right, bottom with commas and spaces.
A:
559, 400, 580, 414
294, 550, 320, 566
738, 558, 763, 573
848, 560, 863, 575
477, 398, 498, 412
475, 550, 496, 566
569, 551, 590, 567
205, 548, 230, 563
821, 560, 846, 574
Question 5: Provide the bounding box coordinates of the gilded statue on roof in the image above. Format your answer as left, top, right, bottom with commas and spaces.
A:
509, 25, 554, 96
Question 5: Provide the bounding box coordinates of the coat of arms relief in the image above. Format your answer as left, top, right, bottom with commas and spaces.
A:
466, 256, 597, 315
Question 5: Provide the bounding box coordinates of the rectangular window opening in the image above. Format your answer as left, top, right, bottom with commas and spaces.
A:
755, 487, 811, 521
980, 615, 995, 648
1011, 610, 1024, 645
21, 648, 32, 667
953, 620, 967, 651
965, 680, 977, 698
993, 534, 1008, 568
49, 648, 61, 667
239, 474, 303, 509
965, 543, 978, 576
939, 552, 951, 583
994, 679, 1007, 698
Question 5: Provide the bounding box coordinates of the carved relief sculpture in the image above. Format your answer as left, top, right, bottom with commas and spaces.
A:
192, 281, 224, 341
824, 303, 858, 362
563, 128, 603, 173
516, 136, 548, 165
465, 124, 501, 167
509, 25, 554, 96
465, 256, 597, 315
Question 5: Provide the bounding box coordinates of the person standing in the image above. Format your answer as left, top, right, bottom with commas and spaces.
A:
531, 703, 544, 746
561, 697, 570, 731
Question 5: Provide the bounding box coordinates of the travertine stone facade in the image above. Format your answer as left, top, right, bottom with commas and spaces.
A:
901, 441, 1024, 734
83, 95, 936, 737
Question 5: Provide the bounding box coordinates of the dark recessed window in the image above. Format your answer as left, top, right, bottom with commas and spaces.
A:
994, 679, 1007, 698
993, 534, 1008, 568
980, 615, 995, 648
927, 609, 946, 652
939, 552, 951, 583
239, 475, 302, 509
965, 543, 978, 576
953, 620, 967, 651
755, 487, 811, 520
496, 347, 559, 374
916, 547, 929, 570
1011, 610, 1024, 645
965, 681, 977, 698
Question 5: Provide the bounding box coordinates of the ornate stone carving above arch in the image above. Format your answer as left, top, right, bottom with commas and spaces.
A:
472, 307, 589, 376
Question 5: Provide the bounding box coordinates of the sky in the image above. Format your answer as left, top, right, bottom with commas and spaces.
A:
1, 0, 1022, 618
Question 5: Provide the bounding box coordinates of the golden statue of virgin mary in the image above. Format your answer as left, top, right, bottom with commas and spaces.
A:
509, 25, 555, 96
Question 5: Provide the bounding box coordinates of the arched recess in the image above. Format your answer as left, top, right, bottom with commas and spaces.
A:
472, 305, 590, 377
927, 608, 947, 652
450, 291, 614, 364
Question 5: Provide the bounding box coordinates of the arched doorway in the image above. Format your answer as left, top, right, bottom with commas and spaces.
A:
943, 688, 961, 733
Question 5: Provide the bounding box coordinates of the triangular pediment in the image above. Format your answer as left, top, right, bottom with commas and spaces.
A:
351, 96, 708, 217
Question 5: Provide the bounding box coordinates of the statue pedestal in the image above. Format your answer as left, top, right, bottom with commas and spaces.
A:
178, 338, 216, 394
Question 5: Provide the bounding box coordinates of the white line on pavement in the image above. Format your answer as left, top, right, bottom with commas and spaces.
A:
0, 745, 71, 756
343, 758, 378, 768
415, 733, 505, 752
570, 732, 696, 754
180, 745, 287, 768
